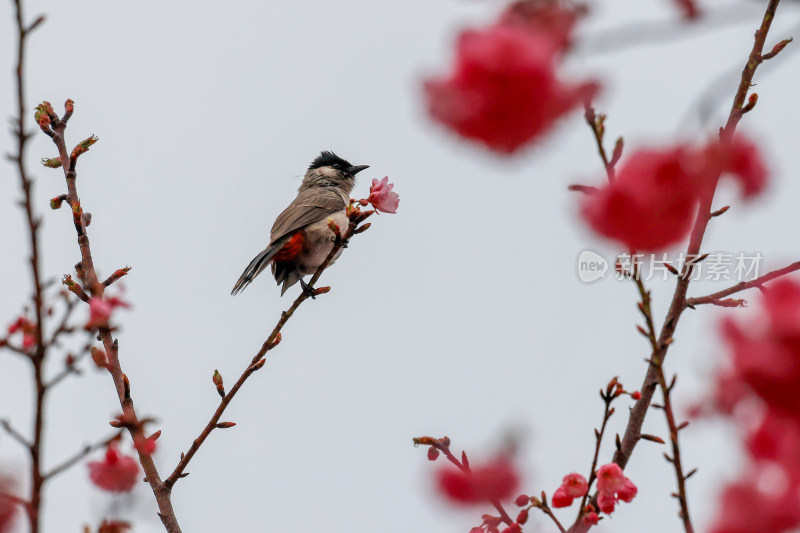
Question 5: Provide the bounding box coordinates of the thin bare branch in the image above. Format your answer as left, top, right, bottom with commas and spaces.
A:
0, 418, 32, 449
44, 430, 121, 480
685, 261, 800, 307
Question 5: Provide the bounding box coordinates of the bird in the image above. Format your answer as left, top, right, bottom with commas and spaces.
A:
231, 151, 369, 296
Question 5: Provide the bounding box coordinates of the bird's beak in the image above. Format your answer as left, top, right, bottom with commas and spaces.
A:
347, 164, 369, 176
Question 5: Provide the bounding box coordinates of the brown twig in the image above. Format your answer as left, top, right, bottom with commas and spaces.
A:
575, 383, 617, 521
634, 269, 694, 532
685, 261, 800, 307
0, 418, 32, 449
6, 2, 48, 531
538, 498, 567, 533
652, 367, 694, 533
583, 105, 621, 182
43, 99, 182, 531
45, 348, 89, 389
45, 297, 78, 347
165, 212, 370, 489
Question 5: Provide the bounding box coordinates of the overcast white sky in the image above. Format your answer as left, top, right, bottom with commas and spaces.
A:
1, 1, 800, 532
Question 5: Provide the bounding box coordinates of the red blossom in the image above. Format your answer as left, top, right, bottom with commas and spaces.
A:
498, 0, 583, 51
699, 135, 769, 199
98, 520, 131, 533
0, 474, 18, 533
86, 295, 130, 329
617, 478, 638, 502
707, 477, 800, 533
596, 463, 626, 493
424, 20, 598, 154
673, 0, 701, 20
581, 136, 768, 251
6, 316, 37, 350
597, 489, 616, 514
595, 463, 637, 514
88, 445, 139, 493
720, 278, 800, 419
551, 486, 573, 508
746, 411, 800, 478
582, 511, 599, 526
561, 472, 589, 498
133, 432, 158, 456
581, 146, 700, 250
367, 177, 399, 214
436, 458, 519, 505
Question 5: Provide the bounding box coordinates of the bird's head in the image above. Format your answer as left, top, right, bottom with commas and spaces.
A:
301, 151, 369, 194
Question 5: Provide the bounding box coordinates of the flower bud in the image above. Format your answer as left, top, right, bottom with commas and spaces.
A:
213, 369, 225, 397
215, 422, 236, 429
326, 218, 341, 236
267, 332, 282, 350
91, 346, 109, 369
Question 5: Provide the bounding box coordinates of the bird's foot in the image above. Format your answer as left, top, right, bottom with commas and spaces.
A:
330, 236, 349, 248
299, 278, 316, 299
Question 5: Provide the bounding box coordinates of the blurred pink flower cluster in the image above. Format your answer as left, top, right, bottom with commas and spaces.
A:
707, 278, 800, 533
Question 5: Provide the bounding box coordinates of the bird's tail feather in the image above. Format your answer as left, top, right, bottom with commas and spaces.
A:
231, 243, 282, 295
272, 261, 301, 296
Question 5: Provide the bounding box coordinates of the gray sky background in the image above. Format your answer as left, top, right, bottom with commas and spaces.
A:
1, 1, 799, 532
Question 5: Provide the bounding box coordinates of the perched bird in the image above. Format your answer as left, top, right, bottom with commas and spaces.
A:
231, 151, 369, 296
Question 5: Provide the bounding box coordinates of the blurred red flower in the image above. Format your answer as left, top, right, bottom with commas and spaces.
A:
87, 296, 130, 329
88, 445, 139, 493
0, 474, 18, 533
7, 316, 36, 350
436, 458, 519, 505
424, 7, 598, 154
581, 146, 700, 250
98, 521, 132, 533
721, 278, 800, 419
708, 477, 800, 533
673, 0, 701, 20
581, 136, 768, 251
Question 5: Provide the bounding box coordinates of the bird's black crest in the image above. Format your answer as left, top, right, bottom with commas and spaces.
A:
309, 151, 352, 171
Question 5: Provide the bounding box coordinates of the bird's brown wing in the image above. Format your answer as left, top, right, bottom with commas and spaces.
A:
231, 188, 347, 296
269, 188, 347, 244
